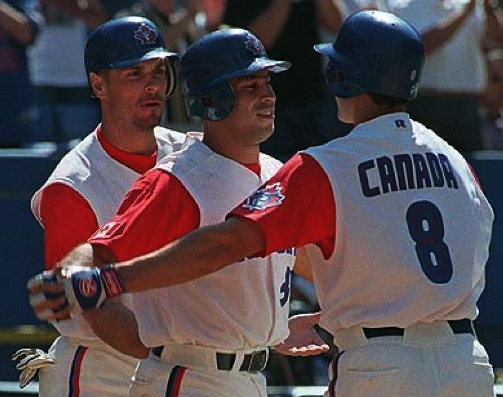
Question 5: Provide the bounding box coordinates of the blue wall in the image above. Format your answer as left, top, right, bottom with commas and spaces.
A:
1, 149, 503, 364
1, 148, 61, 328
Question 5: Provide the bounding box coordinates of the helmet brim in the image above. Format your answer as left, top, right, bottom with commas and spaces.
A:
314, 43, 354, 68
107, 48, 179, 70
210, 58, 291, 86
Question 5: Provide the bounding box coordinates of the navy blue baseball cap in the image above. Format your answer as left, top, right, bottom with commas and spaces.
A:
84, 16, 178, 73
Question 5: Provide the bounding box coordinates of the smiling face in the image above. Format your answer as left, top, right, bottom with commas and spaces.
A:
222, 70, 277, 145
91, 58, 169, 131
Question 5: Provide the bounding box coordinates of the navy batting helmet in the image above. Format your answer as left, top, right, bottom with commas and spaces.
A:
314, 10, 424, 100
179, 28, 291, 121
84, 16, 178, 98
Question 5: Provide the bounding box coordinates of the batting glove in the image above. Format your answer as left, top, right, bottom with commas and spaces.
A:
27, 271, 69, 321
11, 348, 55, 388
28, 265, 124, 313
60, 265, 125, 311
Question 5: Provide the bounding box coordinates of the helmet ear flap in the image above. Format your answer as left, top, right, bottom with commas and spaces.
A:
183, 81, 236, 121
324, 60, 365, 98
164, 57, 178, 100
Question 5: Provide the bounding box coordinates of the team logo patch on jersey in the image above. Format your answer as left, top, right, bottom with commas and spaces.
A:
134, 23, 157, 45
91, 221, 123, 240
79, 278, 97, 298
242, 182, 285, 211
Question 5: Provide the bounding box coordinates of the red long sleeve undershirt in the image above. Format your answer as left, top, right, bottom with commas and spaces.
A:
39, 128, 158, 269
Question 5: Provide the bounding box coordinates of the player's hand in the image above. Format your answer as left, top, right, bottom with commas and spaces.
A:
28, 265, 125, 317
274, 313, 330, 356
59, 264, 125, 312
11, 348, 55, 388
27, 271, 71, 321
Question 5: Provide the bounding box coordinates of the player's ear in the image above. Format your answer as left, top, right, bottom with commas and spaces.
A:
90, 72, 105, 99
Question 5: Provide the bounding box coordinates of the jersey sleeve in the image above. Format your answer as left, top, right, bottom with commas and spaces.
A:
88, 169, 200, 262
230, 153, 336, 259
39, 183, 99, 270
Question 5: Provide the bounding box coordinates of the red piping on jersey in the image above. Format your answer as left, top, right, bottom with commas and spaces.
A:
69, 346, 88, 397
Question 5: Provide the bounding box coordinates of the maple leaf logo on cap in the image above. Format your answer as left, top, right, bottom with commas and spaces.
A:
134, 23, 157, 45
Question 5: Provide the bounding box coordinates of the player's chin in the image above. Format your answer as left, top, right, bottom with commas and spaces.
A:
256, 115, 274, 131
138, 112, 163, 128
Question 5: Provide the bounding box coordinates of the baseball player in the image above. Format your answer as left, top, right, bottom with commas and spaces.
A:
28, 28, 322, 397
13, 16, 186, 397
30, 10, 494, 397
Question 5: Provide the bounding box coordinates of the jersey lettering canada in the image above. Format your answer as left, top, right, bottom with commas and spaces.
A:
358, 152, 459, 197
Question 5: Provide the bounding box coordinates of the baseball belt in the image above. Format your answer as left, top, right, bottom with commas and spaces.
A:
362, 319, 475, 339
151, 346, 268, 373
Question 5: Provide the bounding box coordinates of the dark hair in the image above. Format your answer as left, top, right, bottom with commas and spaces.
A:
369, 92, 408, 108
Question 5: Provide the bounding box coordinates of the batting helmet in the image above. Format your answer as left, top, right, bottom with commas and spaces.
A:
84, 16, 178, 99
314, 10, 425, 100
179, 28, 291, 121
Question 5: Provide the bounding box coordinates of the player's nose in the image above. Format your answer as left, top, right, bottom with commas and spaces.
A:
145, 74, 166, 94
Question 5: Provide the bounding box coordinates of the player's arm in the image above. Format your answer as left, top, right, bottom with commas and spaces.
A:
419, 0, 476, 53
119, 216, 264, 292
78, 244, 150, 359
41, 0, 107, 29
116, 153, 334, 291
483, 0, 503, 52
117, 153, 335, 292
38, 189, 149, 359
232, 0, 292, 49
39, 183, 99, 269
0, 1, 39, 45
315, 0, 345, 35
293, 246, 313, 283
84, 301, 149, 359
31, 216, 252, 314
31, 183, 99, 315
36, 154, 335, 310
31, 170, 201, 355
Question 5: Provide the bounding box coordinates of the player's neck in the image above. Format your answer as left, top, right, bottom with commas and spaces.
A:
100, 121, 157, 156
202, 126, 260, 165
352, 96, 407, 125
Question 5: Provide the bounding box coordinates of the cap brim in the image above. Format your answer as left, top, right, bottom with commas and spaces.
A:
109, 48, 179, 69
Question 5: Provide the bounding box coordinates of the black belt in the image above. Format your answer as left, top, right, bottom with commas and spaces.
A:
151, 346, 268, 373
216, 350, 268, 372
362, 319, 475, 339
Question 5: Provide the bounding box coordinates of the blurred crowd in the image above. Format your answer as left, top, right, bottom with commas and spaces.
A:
2, 0, 503, 386
2, 0, 503, 154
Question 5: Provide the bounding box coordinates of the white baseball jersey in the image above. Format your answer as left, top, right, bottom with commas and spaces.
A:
32, 126, 186, 226
132, 132, 295, 350
304, 113, 494, 335
31, 125, 186, 340
31, 125, 186, 397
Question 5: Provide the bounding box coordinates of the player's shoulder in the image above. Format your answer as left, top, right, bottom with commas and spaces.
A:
154, 126, 186, 143
259, 152, 284, 169
48, 133, 97, 174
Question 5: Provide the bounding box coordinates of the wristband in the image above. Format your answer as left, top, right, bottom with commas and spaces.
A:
100, 265, 125, 297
